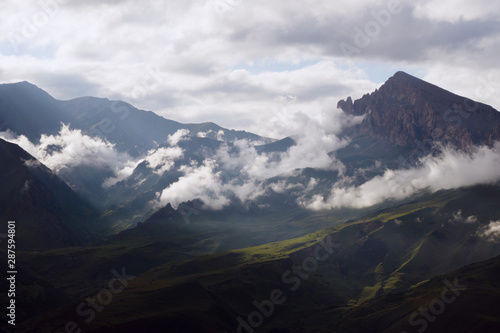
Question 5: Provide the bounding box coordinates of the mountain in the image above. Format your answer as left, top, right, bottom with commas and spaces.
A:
3, 72, 500, 332
0, 81, 72, 142
0, 138, 96, 250
60, 96, 271, 156
338, 71, 500, 149
0, 82, 277, 226
12, 185, 500, 332
0, 82, 272, 157
336, 253, 500, 333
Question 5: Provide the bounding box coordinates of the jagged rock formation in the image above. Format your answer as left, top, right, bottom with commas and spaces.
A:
338, 71, 500, 149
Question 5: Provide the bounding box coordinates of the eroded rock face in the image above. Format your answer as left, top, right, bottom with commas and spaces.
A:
338, 71, 500, 149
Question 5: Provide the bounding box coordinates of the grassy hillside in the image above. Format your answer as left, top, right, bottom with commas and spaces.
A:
12, 184, 500, 332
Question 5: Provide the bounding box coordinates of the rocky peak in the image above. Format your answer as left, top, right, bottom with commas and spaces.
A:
338, 71, 500, 149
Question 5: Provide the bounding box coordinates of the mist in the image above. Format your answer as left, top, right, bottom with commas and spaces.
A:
302, 142, 500, 210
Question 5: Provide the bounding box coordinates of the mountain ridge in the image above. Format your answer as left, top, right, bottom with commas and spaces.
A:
0, 81, 273, 157
0, 138, 96, 250
2, 72, 500, 332
338, 71, 500, 149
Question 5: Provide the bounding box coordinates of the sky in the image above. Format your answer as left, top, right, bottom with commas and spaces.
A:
1, 0, 500, 139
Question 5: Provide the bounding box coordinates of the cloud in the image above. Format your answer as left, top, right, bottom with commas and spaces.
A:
144, 146, 184, 175
0, 124, 192, 188
167, 129, 190, 146
0, 124, 132, 171
0, 124, 139, 188
154, 159, 231, 210
479, 220, 500, 241
2, 0, 499, 139
301, 142, 500, 210
412, 0, 500, 22
448, 210, 479, 224
153, 110, 354, 209
2, 1, 500, 214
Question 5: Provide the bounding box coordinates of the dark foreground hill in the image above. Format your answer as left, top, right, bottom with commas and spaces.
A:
10, 184, 500, 332
0, 138, 96, 250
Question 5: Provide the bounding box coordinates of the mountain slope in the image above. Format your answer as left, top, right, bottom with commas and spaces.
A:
338, 71, 500, 149
0, 138, 96, 250
0, 82, 272, 157
13, 185, 500, 332
0, 81, 71, 142
4, 72, 500, 332
336, 254, 500, 333
61, 97, 270, 156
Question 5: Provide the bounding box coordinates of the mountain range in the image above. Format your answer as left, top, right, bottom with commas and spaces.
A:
1, 72, 500, 332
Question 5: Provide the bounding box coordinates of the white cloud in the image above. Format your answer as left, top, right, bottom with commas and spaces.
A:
479, 220, 500, 241
302, 142, 500, 210
102, 160, 142, 188
448, 210, 479, 224
144, 146, 184, 175
0, 124, 188, 188
413, 0, 500, 22
2, 1, 500, 214
2, 1, 499, 139
154, 159, 231, 210
197, 130, 210, 138
153, 109, 353, 210
1, 124, 148, 189
167, 129, 190, 146
0, 124, 133, 173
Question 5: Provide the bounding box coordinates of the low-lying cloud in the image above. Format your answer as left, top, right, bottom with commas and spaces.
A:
479, 220, 500, 241
1, 124, 133, 173
152, 110, 355, 209
0, 125, 187, 188
3, 120, 500, 214
301, 142, 500, 210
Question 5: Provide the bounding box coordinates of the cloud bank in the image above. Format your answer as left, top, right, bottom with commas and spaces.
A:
479, 220, 500, 241
301, 142, 500, 210
0, 125, 187, 188
2, 1, 500, 138
2, 122, 500, 214
152, 107, 357, 209
0, 124, 133, 172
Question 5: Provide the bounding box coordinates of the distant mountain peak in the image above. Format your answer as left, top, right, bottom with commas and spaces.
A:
386, 71, 434, 90
391, 70, 417, 81
338, 71, 500, 148
2, 80, 46, 92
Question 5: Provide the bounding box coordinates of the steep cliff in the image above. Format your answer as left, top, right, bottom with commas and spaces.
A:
338, 71, 500, 149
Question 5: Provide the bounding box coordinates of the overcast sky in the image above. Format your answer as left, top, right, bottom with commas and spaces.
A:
1, 0, 500, 138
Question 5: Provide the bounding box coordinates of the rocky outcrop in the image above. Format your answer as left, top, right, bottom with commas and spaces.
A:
338, 71, 500, 149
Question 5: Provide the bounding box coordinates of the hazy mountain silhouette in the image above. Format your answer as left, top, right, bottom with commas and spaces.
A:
0, 82, 272, 157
